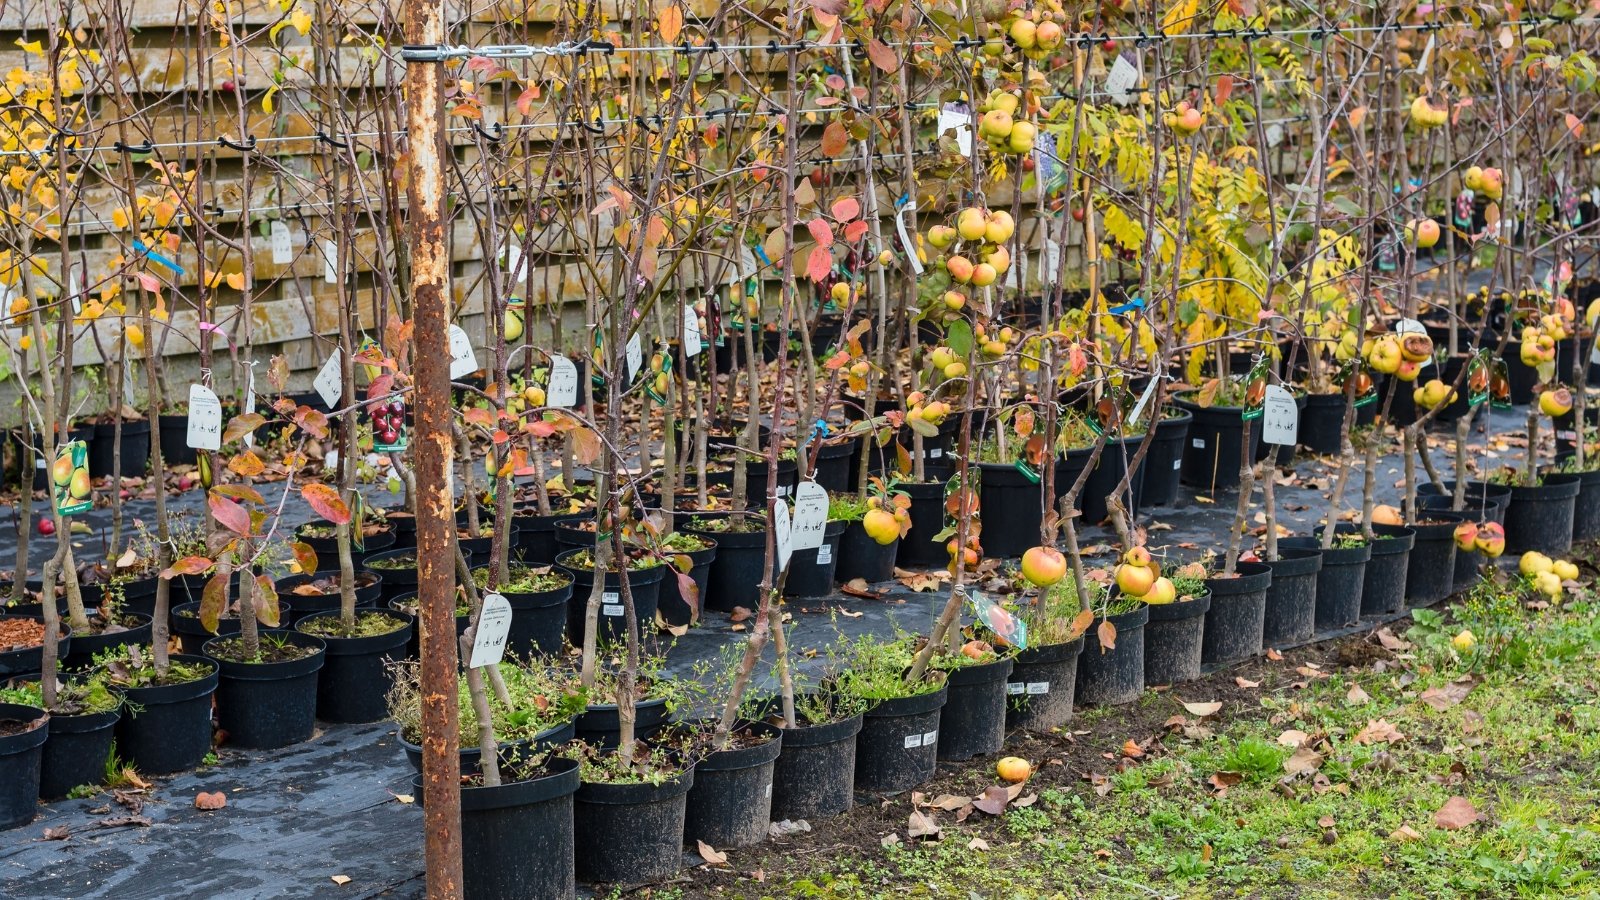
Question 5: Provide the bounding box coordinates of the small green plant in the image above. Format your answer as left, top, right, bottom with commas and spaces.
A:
386, 658, 586, 748
1022, 577, 1104, 645
1221, 735, 1290, 781
471, 563, 572, 594
832, 633, 945, 705
563, 740, 686, 786
827, 492, 869, 523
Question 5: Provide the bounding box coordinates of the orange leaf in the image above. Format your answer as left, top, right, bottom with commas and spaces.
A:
301, 483, 351, 524
291, 541, 319, 576
657, 3, 684, 42
807, 244, 833, 283
1097, 618, 1117, 652
807, 218, 834, 248
831, 197, 860, 222
867, 39, 899, 72
820, 121, 849, 157
161, 555, 214, 579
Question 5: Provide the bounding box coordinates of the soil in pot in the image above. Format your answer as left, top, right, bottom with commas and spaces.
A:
934, 655, 1014, 762
277, 572, 384, 624
472, 563, 575, 656
294, 611, 413, 724
2, 676, 122, 801
683, 722, 783, 849
1004, 637, 1083, 731
1076, 602, 1148, 705
1262, 547, 1322, 647
413, 757, 581, 900
1281, 533, 1369, 630
362, 548, 420, 604
1201, 562, 1272, 666
853, 680, 948, 793
1403, 513, 1465, 607
107, 652, 219, 775
1360, 524, 1415, 618
1503, 474, 1581, 556
0, 703, 48, 830
204, 630, 326, 750
1143, 587, 1212, 686
768, 706, 863, 821
680, 513, 767, 613
574, 757, 695, 886
0, 615, 70, 679
556, 549, 666, 646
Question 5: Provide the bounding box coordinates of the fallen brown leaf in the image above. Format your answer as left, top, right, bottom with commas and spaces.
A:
967, 837, 989, 851
1181, 700, 1223, 717
1284, 746, 1325, 775
42, 826, 70, 841
728, 606, 753, 623
194, 791, 227, 811
1353, 718, 1404, 745
1435, 796, 1480, 830
907, 810, 941, 839
1390, 824, 1425, 843
1346, 684, 1371, 706
971, 786, 1011, 816
1277, 729, 1310, 748
697, 840, 729, 865
1375, 628, 1413, 651
1235, 676, 1261, 689
330, 875, 352, 886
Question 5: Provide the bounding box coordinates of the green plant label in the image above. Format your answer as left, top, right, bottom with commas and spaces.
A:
1013, 459, 1041, 484
51, 440, 92, 516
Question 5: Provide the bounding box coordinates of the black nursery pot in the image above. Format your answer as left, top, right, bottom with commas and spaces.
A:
681, 514, 767, 613
401, 720, 576, 774
114, 655, 219, 775
809, 440, 856, 495
37, 703, 120, 800
0, 616, 69, 679
90, 419, 150, 479
684, 722, 784, 849
1297, 392, 1376, 455
362, 548, 419, 604
1550, 462, 1600, 543
573, 696, 670, 749
501, 578, 575, 657
837, 520, 898, 583
1141, 408, 1192, 507
1175, 397, 1261, 493
977, 462, 1044, 559
1262, 548, 1322, 647
169, 601, 289, 655
1420, 496, 1502, 593
1281, 535, 1369, 631
293, 611, 414, 724
854, 682, 948, 794
62, 614, 153, 670
769, 712, 863, 821
1077, 604, 1148, 706
1360, 524, 1414, 618
0, 703, 47, 830
512, 512, 565, 565
1004, 637, 1083, 731
386, 515, 418, 550
204, 630, 326, 750
1404, 513, 1466, 608
575, 765, 696, 886
1201, 562, 1272, 667
157, 413, 198, 466
1417, 479, 1513, 517
1054, 436, 1144, 525
897, 481, 951, 569
276, 573, 384, 624
936, 657, 1014, 762
555, 550, 666, 645
1143, 592, 1212, 686
1503, 475, 1581, 556
413, 757, 581, 900
657, 540, 716, 628
785, 520, 847, 598
116, 575, 159, 618
553, 515, 599, 552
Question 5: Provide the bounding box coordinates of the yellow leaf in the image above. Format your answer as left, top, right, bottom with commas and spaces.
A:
658, 4, 684, 43
1160, 0, 1200, 36
290, 7, 312, 35
261, 85, 278, 115
225, 271, 247, 291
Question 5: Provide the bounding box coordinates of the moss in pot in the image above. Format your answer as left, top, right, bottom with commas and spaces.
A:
387, 657, 585, 773
0, 671, 123, 799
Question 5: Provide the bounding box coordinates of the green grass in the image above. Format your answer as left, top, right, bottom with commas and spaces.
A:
704, 583, 1600, 899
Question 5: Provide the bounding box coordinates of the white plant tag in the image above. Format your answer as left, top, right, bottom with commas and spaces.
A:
547, 354, 578, 407
242, 367, 257, 448
774, 500, 793, 571
186, 384, 222, 450
467, 593, 513, 668
816, 544, 832, 565
625, 332, 643, 381
323, 239, 338, 284
447, 325, 478, 379
1006, 682, 1025, 695
936, 105, 973, 157
894, 201, 925, 276
270, 221, 293, 265
903, 733, 923, 749
682, 306, 703, 357
502, 243, 527, 283
1104, 55, 1139, 104
1261, 385, 1299, 446
789, 481, 829, 551
601, 591, 623, 617
1266, 123, 1284, 147
1026, 682, 1050, 695
313, 350, 343, 409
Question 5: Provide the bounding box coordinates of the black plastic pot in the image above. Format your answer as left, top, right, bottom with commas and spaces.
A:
63, 614, 153, 671
1055, 437, 1143, 525
115, 575, 159, 618
573, 696, 670, 749
1141, 408, 1192, 507
500, 578, 575, 657
1076, 604, 1148, 706
90, 419, 150, 479
556, 550, 666, 645
1550, 462, 1600, 543
1262, 548, 1322, 647
0, 616, 69, 678
575, 764, 695, 886
169, 601, 290, 655
38, 703, 120, 800
512, 512, 565, 564
684, 723, 784, 848
854, 682, 948, 794
362, 548, 420, 604
1417, 480, 1513, 518
1004, 637, 1083, 731
1282, 535, 1369, 630
1355, 522, 1415, 616
413, 757, 581, 900
291, 528, 396, 570
401, 719, 576, 773
897, 481, 950, 569
656, 540, 716, 628
1404, 513, 1466, 607
681, 514, 767, 613
276, 573, 384, 624
157, 414, 198, 467
1419, 496, 1502, 593
936, 658, 1013, 761
0, 703, 47, 829
1297, 391, 1376, 454
1503, 475, 1581, 556
1201, 562, 1272, 666
769, 712, 863, 821
1143, 592, 1212, 685
553, 515, 599, 552
204, 630, 326, 750
386, 514, 417, 550
809, 440, 856, 495
1175, 397, 1261, 492
708, 457, 799, 505
785, 520, 847, 597
836, 519, 899, 583
293, 611, 413, 724
977, 462, 1044, 559
114, 654, 219, 775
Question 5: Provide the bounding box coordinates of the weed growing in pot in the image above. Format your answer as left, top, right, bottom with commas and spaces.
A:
386, 658, 584, 750
831, 633, 946, 705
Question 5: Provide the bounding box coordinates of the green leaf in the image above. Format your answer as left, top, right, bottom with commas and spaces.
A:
945, 319, 973, 358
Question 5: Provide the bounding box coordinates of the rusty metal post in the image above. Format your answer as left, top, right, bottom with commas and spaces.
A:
402, 4, 463, 897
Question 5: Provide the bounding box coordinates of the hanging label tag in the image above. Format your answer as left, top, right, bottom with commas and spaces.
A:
242, 368, 257, 448
186, 384, 223, 450
50, 440, 92, 516
448, 325, 478, 379
1261, 385, 1299, 446
270, 221, 293, 265
323, 240, 338, 284
1127, 375, 1162, 426
789, 480, 829, 551
313, 350, 343, 409
1416, 34, 1436, 72
894, 201, 925, 276
1265, 123, 1284, 148
682, 306, 703, 357
1104, 54, 1139, 104
502, 243, 527, 283
68, 271, 83, 315
547, 354, 578, 407
625, 332, 643, 381
774, 500, 793, 571
969, 589, 1027, 650
467, 593, 513, 668
936, 104, 973, 157
1394, 317, 1433, 369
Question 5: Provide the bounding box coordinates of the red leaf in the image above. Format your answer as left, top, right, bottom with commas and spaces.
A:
291, 541, 319, 576
820, 121, 849, 157
254, 574, 280, 627
301, 483, 351, 524
806, 244, 833, 283
867, 39, 899, 73
161, 555, 214, 579
208, 491, 253, 536
199, 572, 229, 633
675, 571, 699, 615
1214, 74, 1234, 105
843, 220, 869, 244
831, 197, 861, 222
515, 84, 539, 117
807, 218, 834, 248
366, 374, 395, 403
